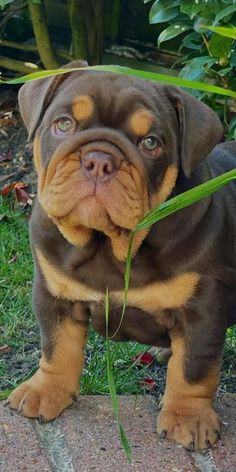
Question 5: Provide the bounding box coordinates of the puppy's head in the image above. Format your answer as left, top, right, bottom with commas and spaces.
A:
19, 64, 223, 259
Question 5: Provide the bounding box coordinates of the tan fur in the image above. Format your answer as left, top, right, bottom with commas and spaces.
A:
151, 165, 178, 207
129, 108, 153, 136
35, 248, 199, 312
157, 336, 220, 449
8, 318, 87, 420
53, 218, 93, 247
72, 95, 95, 121
33, 136, 42, 174
35, 248, 103, 302
113, 272, 200, 312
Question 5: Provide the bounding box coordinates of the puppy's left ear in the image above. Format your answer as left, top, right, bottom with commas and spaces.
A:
164, 86, 223, 178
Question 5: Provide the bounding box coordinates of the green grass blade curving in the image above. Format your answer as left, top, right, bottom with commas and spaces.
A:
1, 65, 236, 98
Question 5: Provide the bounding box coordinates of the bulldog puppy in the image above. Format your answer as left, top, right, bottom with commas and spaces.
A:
8, 62, 236, 451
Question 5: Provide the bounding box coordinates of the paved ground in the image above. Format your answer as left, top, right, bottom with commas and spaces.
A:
0, 393, 235, 472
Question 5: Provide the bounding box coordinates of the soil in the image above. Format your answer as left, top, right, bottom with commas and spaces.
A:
0, 94, 235, 396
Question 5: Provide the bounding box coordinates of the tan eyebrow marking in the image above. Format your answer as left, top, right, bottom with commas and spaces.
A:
129, 108, 154, 136
72, 95, 95, 121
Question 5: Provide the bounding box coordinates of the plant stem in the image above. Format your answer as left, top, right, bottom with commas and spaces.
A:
28, 0, 59, 69
0, 56, 41, 74
67, 0, 88, 60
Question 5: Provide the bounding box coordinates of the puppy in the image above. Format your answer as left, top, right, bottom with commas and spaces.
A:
8, 62, 236, 451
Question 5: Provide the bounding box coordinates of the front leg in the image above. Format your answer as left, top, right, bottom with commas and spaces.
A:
157, 279, 228, 450
8, 271, 88, 421
157, 335, 221, 450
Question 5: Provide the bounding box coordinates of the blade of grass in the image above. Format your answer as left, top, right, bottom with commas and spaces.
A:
105, 288, 132, 463
1, 65, 236, 98
134, 168, 236, 232
119, 168, 236, 336
205, 26, 236, 40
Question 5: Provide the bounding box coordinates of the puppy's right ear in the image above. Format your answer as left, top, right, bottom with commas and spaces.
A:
18, 60, 89, 139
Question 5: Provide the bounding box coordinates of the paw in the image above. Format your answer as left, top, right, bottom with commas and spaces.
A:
157, 405, 221, 450
7, 369, 76, 421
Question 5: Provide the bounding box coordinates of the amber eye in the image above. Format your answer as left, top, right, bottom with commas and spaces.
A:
139, 136, 159, 151
53, 117, 76, 135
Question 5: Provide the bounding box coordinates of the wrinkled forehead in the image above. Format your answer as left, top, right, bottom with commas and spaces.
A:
44, 72, 163, 133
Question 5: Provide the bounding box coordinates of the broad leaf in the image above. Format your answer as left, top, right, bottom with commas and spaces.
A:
158, 24, 191, 47
208, 33, 232, 65
213, 4, 236, 25
149, 1, 179, 24
180, 1, 202, 19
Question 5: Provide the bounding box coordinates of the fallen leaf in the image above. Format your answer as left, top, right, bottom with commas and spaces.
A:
133, 351, 155, 366
15, 186, 32, 205
139, 376, 157, 390
0, 345, 11, 353
0, 181, 32, 205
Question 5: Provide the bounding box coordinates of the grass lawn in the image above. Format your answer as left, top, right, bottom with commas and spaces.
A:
0, 195, 235, 399
0, 195, 150, 398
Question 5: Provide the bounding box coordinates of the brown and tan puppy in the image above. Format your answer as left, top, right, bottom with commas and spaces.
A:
8, 62, 236, 451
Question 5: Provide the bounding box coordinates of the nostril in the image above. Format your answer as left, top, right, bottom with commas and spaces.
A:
103, 162, 113, 175
84, 159, 95, 171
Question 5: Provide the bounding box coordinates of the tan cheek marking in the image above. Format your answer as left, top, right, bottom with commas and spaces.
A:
129, 109, 153, 136
112, 272, 200, 313
151, 165, 178, 208
72, 95, 95, 121
35, 248, 103, 302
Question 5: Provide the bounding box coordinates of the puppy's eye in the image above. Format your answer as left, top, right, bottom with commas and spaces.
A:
139, 136, 159, 151
52, 117, 76, 135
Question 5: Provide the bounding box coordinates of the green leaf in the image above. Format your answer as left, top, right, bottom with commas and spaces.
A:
206, 25, 236, 39
216, 66, 232, 76
158, 24, 191, 47
149, 0, 180, 24
180, 32, 202, 51
179, 56, 216, 81
213, 4, 236, 25
2, 65, 236, 98
0, 0, 15, 8
180, 1, 202, 19
208, 33, 232, 65
134, 169, 236, 232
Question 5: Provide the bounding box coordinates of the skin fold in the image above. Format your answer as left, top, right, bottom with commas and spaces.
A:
7, 64, 236, 451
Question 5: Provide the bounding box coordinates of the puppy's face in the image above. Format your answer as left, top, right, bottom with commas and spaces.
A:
19, 67, 223, 259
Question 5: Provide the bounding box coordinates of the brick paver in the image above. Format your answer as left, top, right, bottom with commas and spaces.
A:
0, 393, 235, 471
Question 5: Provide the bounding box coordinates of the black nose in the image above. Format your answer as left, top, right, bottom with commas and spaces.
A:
82, 151, 117, 181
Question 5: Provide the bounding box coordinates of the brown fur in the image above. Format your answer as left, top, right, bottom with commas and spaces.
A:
157, 336, 220, 449
8, 65, 236, 451
8, 318, 87, 420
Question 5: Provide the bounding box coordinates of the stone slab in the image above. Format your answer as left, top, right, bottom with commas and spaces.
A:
0, 403, 51, 472
0, 394, 235, 472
